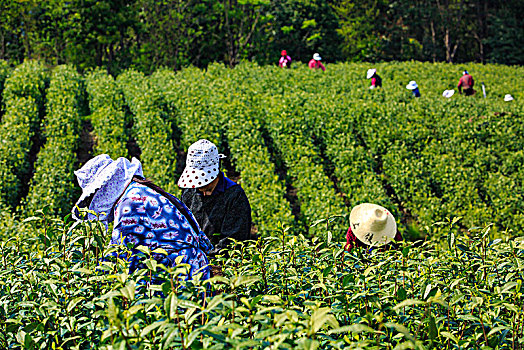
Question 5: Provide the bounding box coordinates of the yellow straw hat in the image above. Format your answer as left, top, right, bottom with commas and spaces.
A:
349, 203, 397, 246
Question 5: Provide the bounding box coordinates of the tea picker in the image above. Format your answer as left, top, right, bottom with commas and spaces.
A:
504, 94, 514, 102
406, 81, 421, 97
308, 53, 326, 71
366, 68, 382, 89
443, 89, 455, 98
458, 70, 475, 96
72, 155, 214, 282
278, 50, 292, 68
345, 203, 402, 252
178, 139, 252, 256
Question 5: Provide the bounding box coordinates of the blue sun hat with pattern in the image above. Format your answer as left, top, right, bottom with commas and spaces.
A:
72, 154, 143, 221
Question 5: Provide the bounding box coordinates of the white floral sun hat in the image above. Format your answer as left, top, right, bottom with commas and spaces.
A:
406, 81, 418, 90
178, 139, 225, 189
72, 154, 143, 221
350, 203, 397, 246
313, 53, 322, 61
366, 68, 376, 79
504, 94, 514, 102
443, 89, 455, 98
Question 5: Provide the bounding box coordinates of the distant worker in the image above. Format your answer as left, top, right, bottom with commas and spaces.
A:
366, 68, 382, 89
406, 81, 421, 97
278, 50, 292, 68
308, 53, 325, 71
178, 139, 252, 255
458, 70, 475, 96
345, 203, 402, 252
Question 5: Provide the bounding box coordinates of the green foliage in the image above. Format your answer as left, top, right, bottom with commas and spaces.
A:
0, 60, 47, 209
152, 65, 296, 236
117, 69, 178, 194
24, 65, 83, 217
2, 0, 523, 69
0, 59, 523, 349
0, 60, 11, 111
85, 67, 128, 158
1, 212, 523, 348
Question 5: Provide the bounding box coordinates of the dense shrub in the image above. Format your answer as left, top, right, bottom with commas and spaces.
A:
85, 68, 128, 159
0, 61, 47, 210
24, 65, 83, 216
0, 213, 523, 348
117, 69, 178, 194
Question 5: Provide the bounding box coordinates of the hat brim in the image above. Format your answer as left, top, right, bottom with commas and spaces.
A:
406, 84, 417, 90
350, 204, 397, 246
178, 165, 219, 189
443, 90, 455, 98
366, 69, 376, 79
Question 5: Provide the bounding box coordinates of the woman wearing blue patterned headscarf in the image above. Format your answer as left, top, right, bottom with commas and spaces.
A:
72, 154, 213, 281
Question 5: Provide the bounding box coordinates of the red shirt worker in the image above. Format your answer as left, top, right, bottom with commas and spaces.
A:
458, 70, 475, 96
308, 53, 325, 71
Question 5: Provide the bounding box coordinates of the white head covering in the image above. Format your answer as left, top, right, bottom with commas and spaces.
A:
406, 81, 418, 90
178, 139, 225, 189
72, 154, 143, 221
350, 203, 397, 246
463, 70, 469, 75
504, 94, 514, 102
313, 53, 322, 61
442, 89, 455, 98
366, 68, 376, 79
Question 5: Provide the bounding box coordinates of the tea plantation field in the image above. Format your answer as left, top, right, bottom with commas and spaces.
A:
0, 60, 523, 349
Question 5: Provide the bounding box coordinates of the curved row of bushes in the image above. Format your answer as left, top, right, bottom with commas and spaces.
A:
117, 70, 178, 194
258, 93, 347, 235
201, 64, 347, 235
0, 60, 47, 210
85, 68, 128, 159
152, 67, 295, 235
24, 65, 84, 216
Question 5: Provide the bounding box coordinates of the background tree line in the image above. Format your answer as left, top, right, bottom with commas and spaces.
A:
0, 0, 521, 74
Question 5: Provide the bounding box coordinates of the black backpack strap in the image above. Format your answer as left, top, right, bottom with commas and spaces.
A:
166, 193, 202, 236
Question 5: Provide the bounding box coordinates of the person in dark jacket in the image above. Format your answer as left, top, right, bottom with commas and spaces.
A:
345, 203, 402, 252
458, 70, 475, 96
366, 68, 382, 89
178, 139, 252, 254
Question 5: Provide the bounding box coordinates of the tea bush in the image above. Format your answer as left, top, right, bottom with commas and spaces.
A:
117, 70, 178, 194
0, 61, 47, 210
151, 68, 295, 236
85, 68, 128, 159
0, 60, 11, 118
0, 213, 523, 349
24, 65, 84, 216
